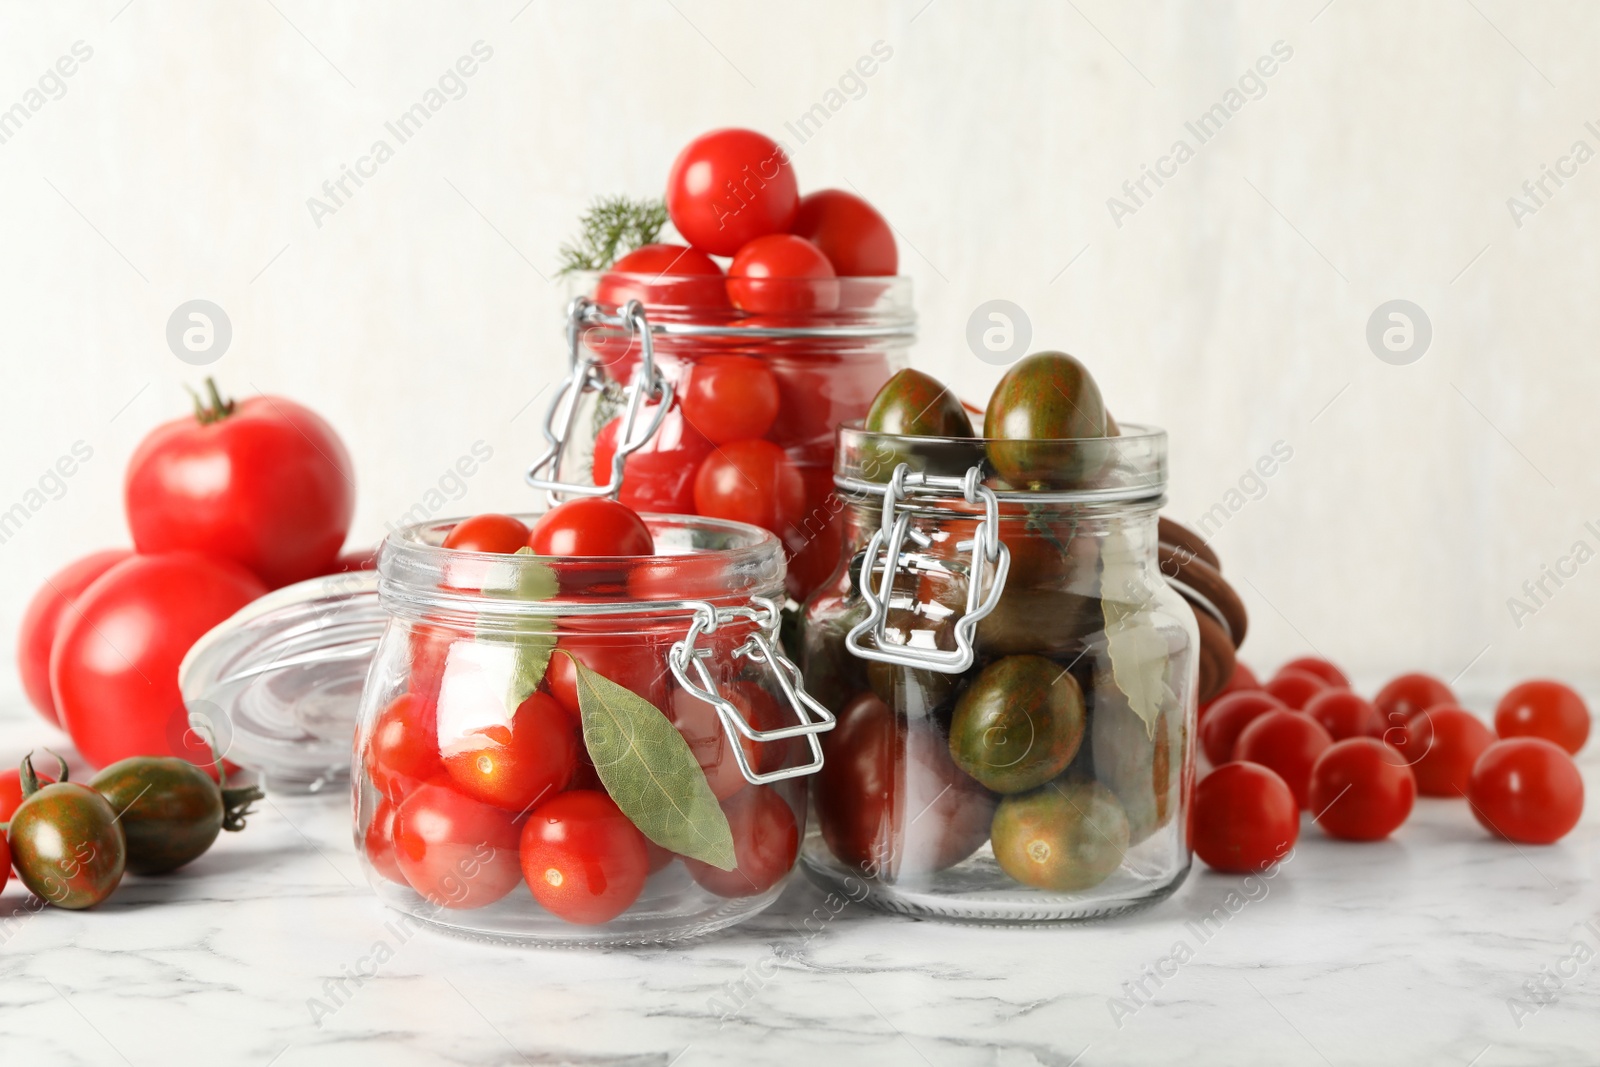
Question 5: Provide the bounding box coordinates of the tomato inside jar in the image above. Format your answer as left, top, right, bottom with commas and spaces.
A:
352, 510, 834, 945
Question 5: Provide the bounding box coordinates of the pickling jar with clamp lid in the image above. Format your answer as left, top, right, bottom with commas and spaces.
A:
800, 424, 1199, 922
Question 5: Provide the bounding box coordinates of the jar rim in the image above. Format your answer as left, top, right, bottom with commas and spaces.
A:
569, 271, 915, 337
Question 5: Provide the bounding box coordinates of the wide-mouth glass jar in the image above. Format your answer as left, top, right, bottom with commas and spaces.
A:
525, 274, 914, 603
354, 513, 833, 945
800, 424, 1197, 922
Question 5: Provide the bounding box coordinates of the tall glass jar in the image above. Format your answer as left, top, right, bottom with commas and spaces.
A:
526, 275, 914, 602
354, 513, 834, 945
800, 425, 1197, 922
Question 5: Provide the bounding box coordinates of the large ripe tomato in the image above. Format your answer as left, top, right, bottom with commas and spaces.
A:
1303, 688, 1380, 742
1494, 679, 1590, 754
527, 498, 653, 557
17, 549, 133, 725
124, 381, 354, 588
726, 234, 839, 314
51, 553, 267, 770
1308, 738, 1416, 841
1190, 761, 1298, 873
1372, 673, 1455, 738
519, 789, 649, 924
684, 785, 799, 898
592, 405, 713, 515
392, 781, 523, 909
442, 691, 577, 812
365, 692, 443, 802
1232, 709, 1333, 809
1467, 738, 1584, 844
442, 514, 531, 554
1262, 668, 1328, 711
1199, 691, 1285, 766
789, 189, 898, 277
666, 128, 798, 257
594, 243, 729, 310
693, 440, 806, 536
680, 355, 780, 445
1403, 706, 1495, 797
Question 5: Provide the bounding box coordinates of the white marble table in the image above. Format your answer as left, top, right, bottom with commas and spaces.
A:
0, 713, 1594, 1067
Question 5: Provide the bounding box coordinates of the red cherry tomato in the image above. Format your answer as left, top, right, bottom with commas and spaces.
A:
666, 128, 798, 257
441, 691, 577, 812
683, 785, 799, 898
667, 685, 762, 801
392, 781, 523, 909
789, 189, 898, 277
1199, 661, 1262, 722
1200, 691, 1285, 766
1494, 679, 1590, 754
545, 636, 671, 717
442, 513, 531, 554
0, 766, 57, 822
519, 790, 649, 924
408, 622, 456, 709
694, 440, 806, 536
124, 383, 354, 588
1309, 738, 1416, 841
594, 243, 729, 310
1232, 709, 1334, 809
1372, 673, 1455, 737
1467, 738, 1584, 844
51, 553, 267, 770
0, 834, 8, 895
762, 343, 891, 458
1303, 688, 1381, 742
17, 549, 133, 726
1279, 656, 1350, 689
362, 799, 408, 886
527, 498, 653, 557
726, 234, 839, 314
785, 509, 844, 603
1190, 762, 1299, 873
680, 355, 780, 444
1263, 668, 1328, 711
1404, 706, 1495, 798
592, 406, 714, 515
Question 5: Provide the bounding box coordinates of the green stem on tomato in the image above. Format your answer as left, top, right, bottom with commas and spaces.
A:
188, 377, 237, 426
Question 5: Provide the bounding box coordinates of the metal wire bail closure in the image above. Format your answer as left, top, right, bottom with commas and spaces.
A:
668, 595, 836, 786
524, 297, 673, 506
844, 464, 1011, 674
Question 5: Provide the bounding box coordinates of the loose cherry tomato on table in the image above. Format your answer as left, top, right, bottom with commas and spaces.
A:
592, 406, 714, 515
1263, 668, 1328, 711
594, 243, 729, 310
527, 498, 653, 557
1232, 709, 1334, 809
684, 785, 799, 898
665, 128, 798, 257
519, 790, 650, 924
1199, 661, 1261, 722
1278, 656, 1350, 690
366, 692, 443, 802
17, 548, 133, 726
694, 440, 806, 536
393, 782, 524, 909
788, 189, 898, 277
1309, 738, 1416, 841
1190, 762, 1299, 873
1303, 689, 1380, 742
1372, 673, 1455, 737
680, 355, 781, 444
1199, 691, 1285, 766
1494, 679, 1590, 754
442, 514, 531, 554
1467, 738, 1583, 844
726, 235, 839, 314
9, 770, 127, 909
441, 691, 577, 812
124, 380, 354, 588
51, 552, 267, 770
1402, 707, 1495, 797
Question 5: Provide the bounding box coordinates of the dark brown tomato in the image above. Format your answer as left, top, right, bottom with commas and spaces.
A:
975, 589, 1103, 659
861, 369, 974, 478
983, 351, 1109, 488
1089, 669, 1185, 844
990, 779, 1129, 891
10, 781, 127, 908
91, 757, 261, 875
948, 655, 1086, 794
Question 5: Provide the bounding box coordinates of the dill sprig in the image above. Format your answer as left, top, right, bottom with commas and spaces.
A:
556, 195, 669, 277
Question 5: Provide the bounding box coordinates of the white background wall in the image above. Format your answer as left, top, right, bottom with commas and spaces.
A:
0, 0, 1595, 722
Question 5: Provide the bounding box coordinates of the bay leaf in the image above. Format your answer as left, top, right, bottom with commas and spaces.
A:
1099, 522, 1169, 739
476, 546, 558, 709
572, 657, 736, 870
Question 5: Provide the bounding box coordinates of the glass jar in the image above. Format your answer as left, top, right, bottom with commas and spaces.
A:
526, 274, 914, 602
354, 513, 833, 945
800, 424, 1197, 922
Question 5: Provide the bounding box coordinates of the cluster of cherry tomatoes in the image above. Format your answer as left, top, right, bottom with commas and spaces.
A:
359, 500, 804, 926
583, 127, 903, 602
17, 380, 357, 773
1192, 657, 1589, 873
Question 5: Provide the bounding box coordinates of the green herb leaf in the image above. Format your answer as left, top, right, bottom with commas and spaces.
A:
556, 195, 669, 277
1099, 525, 1168, 738
477, 546, 558, 708
571, 657, 736, 870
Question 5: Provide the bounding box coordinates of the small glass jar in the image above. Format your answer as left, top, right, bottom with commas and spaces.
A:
354, 513, 833, 945
525, 275, 914, 602
801, 425, 1197, 922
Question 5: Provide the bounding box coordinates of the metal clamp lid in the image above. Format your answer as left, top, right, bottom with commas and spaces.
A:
525, 297, 672, 506
844, 464, 1011, 675
668, 595, 836, 785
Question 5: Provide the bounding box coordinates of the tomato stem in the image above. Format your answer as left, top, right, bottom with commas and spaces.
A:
187, 377, 237, 426
220, 783, 264, 832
